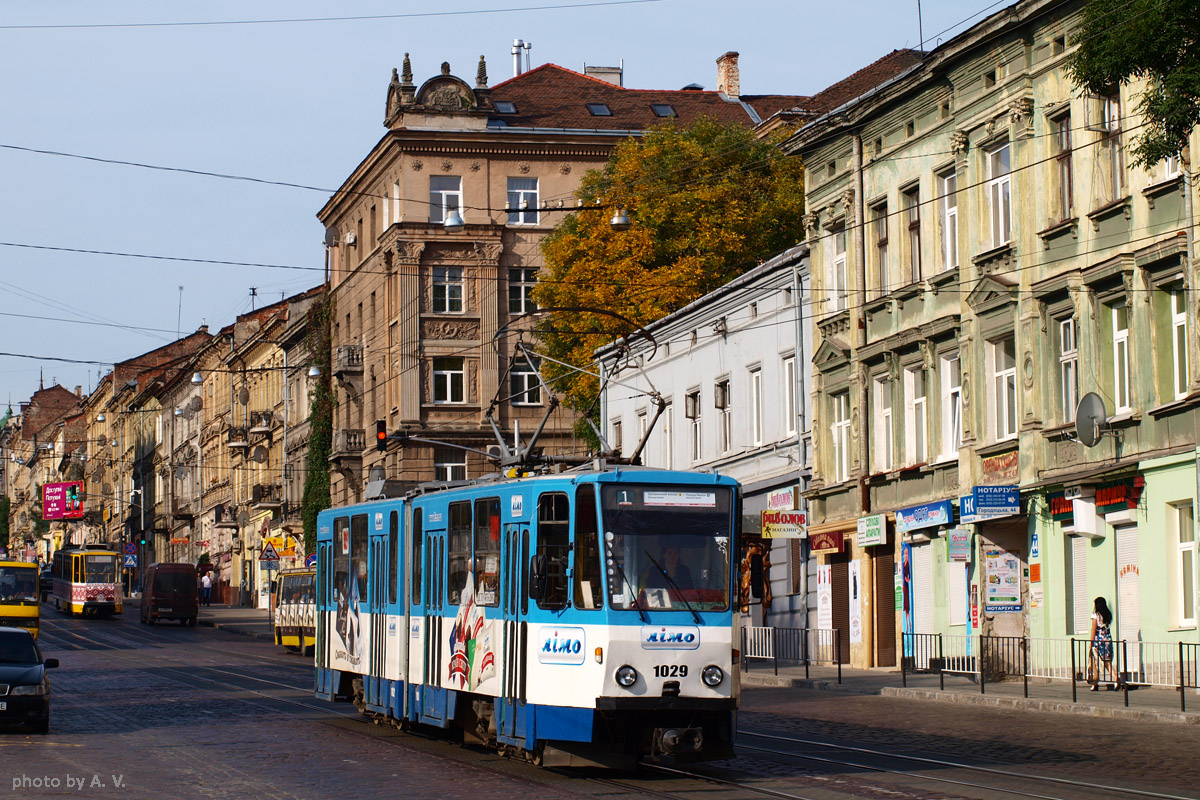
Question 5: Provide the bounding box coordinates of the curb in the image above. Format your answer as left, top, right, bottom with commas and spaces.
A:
197, 618, 275, 642
880, 686, 1200, 725
741, 673, 880, 694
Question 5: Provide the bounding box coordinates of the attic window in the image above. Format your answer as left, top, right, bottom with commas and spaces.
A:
487, 119, 508, 128
1052, 36, 1066, 55
494, 101, 518, 114
586, 103, 612, 116
651, 103, 676, 117
983, 70, 997, 88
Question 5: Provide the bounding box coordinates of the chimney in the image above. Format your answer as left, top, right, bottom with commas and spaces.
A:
716, 51, 740, 99
74, 386, 82, 398
584, 63, 624, 86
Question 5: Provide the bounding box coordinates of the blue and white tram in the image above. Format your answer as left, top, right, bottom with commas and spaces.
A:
315, 467, 741, 766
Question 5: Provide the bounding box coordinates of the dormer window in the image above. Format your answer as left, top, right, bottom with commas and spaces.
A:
586, 103, 612, 116
651, 104, 676, 117
494, 101, 517, 114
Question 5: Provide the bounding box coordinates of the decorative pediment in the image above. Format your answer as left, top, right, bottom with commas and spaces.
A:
416, 68, 476, 112
966, 274, 1018, 314
814, 337, 851, 371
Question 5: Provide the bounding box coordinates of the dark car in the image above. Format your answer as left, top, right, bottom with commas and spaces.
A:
0, 627, 56, 734
140, 563, 198, 626
39, 567, 52, 603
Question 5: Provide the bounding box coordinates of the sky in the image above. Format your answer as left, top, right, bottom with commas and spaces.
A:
0, 0, 994, 408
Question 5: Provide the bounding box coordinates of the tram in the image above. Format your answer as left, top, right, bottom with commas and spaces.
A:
274, 567, 316, 655
0, 560, 41, 638
50, 546, 123, 617
315, 466, 741, 767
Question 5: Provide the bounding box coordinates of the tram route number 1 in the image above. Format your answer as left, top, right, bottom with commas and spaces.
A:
653, 664, 689, 678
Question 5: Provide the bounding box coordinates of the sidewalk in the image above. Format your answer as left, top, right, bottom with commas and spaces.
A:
197, 605, 275, 641
741, 661, 1200, 725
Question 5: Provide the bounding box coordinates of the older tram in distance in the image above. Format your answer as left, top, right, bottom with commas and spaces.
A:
274, 567, 316, 655
315, 466, 741, 767
50, 546, 122, 617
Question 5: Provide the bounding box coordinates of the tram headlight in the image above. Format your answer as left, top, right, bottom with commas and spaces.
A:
701, 665, 724, 687
615, 665, 638, 687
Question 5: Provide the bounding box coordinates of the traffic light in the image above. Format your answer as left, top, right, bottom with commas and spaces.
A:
375, 420, 388, 452
139, 536, 147, 546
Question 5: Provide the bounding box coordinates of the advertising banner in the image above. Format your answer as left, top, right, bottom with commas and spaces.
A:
761, 509, 806, 539
856, 514, 887, 547
984, 547, 1022, 612
809, 528, 843, 554
849, 561, 862, 644
948, 527, 972, 562
42, 481, 84, 520
817, 565, 832, 631
896, 500, 953, 534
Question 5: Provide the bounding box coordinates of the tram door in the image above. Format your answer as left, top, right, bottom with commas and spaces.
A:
367, 524, 387, 710
315, 538, 334, 700
496, 520, 529, 741
420, 509, 448, 726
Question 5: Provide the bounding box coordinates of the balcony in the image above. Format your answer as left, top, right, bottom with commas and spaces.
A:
334, 344, 364, 377
329, 429, 365, 469
251, 483, 282, 510
171, 499, 195, 520
227, 426, 250, 449
249, 410, 274, 436
214, 503, 239, 529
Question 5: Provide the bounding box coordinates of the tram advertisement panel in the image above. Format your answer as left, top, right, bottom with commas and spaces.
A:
447, 577, 498, 693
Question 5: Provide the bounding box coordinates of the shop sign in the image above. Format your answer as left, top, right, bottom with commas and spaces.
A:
766, 486, 797, 510
947, 527, 972, 562
169, 537, 189, 544
762, 510, 806, 539
849, 561, 862, 644
1096, 477, 1144, 514
959, 494, 979, 524
856, 514, 887, 547
1049, 491, 1074, 523
981, 449, 1018, 482
1029, 563, 1041, 583
983, 547, 1022, 613
973, 485, 1020, 519
809, 529, 844, 554
896, 500, 953, 534
1030, 585, 1043, 609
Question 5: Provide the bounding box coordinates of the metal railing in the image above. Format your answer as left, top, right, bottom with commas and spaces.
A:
741, 626, 842, 683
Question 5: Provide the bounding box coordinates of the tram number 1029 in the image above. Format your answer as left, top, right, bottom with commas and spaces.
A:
653, 664, 689, 678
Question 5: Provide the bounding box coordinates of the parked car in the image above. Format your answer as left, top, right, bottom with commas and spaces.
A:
0, 626, 56, 734
140, 563, 198, 626
39, 567, 53, 603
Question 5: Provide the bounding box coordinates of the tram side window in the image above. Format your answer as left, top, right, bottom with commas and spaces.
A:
334, 517, 350, 605
573, 485, 603, 610
474, 497, 500, 606
351, 515, 368, 601
412, 509, 423, 605
447, 501, 472, 604
74, 557, 81, 583
388, 511, 399, 605
536, 492, 571, 610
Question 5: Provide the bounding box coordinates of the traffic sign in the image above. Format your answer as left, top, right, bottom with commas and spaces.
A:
260, 542, 280, 561
124, 543, 136, 555
124, 554, 137, 567
262, 560, 280, 571
305, 553, 317, 568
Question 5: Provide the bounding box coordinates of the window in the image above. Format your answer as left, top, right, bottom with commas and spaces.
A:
716, 378, 732, 453
1172, 288, 1189, 400
904, 187, 921, 283
429, 175, 462, 224
1165, 154, 1182, 179
1173, 502, 1196, 626
872, 202, 889, 296
351, 514, 368, 601
506, 178, 539, 225
831, 392, 851, 483
508, 267, 538, 314
687, 390, 702, 462
1059, 317, 1079, 423
939, 170, 958, 270
494, 100, 517, 114
1112, 303, 1130, 412
611, 419, 623, 454
432, 267, 464, 313
637, 410, 648, 444
510, 355, 541, 406
434, 447, 466, 482
651, 103, 676, 117
783, 356, 797, 436
906, 366, 927, 465
750, 369, 763, 446
873, 377, 892, 472
662, 403, 673, 469
536, 492, 571, 609
1102, 93, 1125, 200
572, 485, 603, 610
586, 103, 612, 116
333, 517, 349, 606
987, 142, 1012, 246
447, 501, 471, 604
990, 337, 1018, 440
411, 509, 423, 605
432, 357, 465, 404
474, 497, 500, 606
829, 225, 848, 312
1052, 113, 1073, 220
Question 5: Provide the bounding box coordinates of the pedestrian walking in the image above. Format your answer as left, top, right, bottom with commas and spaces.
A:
201, 571, 213, 607
1088, 596, 1115, 691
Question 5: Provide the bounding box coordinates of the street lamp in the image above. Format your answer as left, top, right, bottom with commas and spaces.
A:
610, 208, 632, 231
443, 209, 465, 230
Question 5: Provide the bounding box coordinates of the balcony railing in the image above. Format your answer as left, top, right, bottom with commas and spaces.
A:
331, 429, 365, 459
251, 483, 282, 509
171, 498, 195, 520
227, 427, 250, 448
248, 410, 275, 435
334, 344, 364, 376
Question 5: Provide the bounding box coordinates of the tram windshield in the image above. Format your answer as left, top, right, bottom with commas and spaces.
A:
0, 565, 38, 605
600, 485, 732, 613
84, 554, 117, 584
279, 573, 315, 605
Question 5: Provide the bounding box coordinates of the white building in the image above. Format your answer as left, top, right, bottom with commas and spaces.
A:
596, 244, 813, 627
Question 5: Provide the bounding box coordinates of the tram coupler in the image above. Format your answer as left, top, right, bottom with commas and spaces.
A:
653, 726, 703, 756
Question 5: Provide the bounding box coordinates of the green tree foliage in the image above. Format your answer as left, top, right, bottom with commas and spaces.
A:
301, 291, 334, 554
535, 118, 805, 416
1067, 0, 1200, 168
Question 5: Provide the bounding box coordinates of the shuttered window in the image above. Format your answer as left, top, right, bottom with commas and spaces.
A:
913, 543, 934, 634
1070, 536, 1089, 635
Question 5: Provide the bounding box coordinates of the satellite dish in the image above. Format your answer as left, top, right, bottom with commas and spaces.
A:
191, 396, 203, 412
175, 466, 190, 480
251, 445, 268, 464
97, 433, 107, 447
238, 510, 249, 526
238, 387, 250, 406
102, 483, 112, 496
1075, 392, 1108, 447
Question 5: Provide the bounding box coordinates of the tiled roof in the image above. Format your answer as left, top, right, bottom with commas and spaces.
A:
488, 64, 808, 130
802, 49, 925, 116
